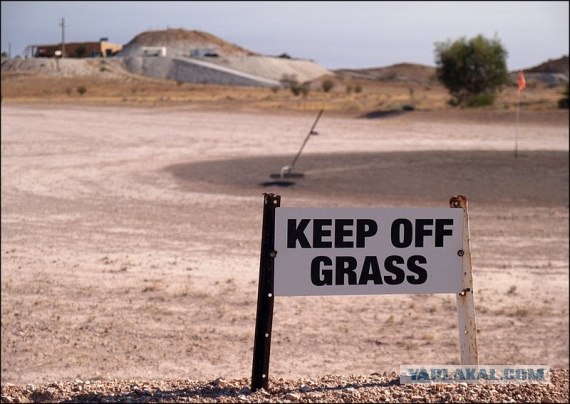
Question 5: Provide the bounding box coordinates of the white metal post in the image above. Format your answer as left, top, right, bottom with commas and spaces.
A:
450, 195, 479, 366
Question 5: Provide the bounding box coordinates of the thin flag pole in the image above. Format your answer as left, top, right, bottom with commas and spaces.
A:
515, 91, 521, 158
288, 109, 324, 171
270, 109, 324, 179
515, 71, 526, 158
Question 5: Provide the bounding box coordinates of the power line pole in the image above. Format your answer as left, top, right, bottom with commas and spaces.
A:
59, 17, 65, 58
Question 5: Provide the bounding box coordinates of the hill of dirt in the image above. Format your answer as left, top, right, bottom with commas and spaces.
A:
334, 62, 438, 85
117, 28, 259, 58
115, 28, 331, 85
526, 55, 569, 74
519, 55, 569, 87
0, 57, 138, 79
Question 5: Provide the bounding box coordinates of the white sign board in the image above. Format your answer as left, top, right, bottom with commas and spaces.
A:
274, 207, 464, 296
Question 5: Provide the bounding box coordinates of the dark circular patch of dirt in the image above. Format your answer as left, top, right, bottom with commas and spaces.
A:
166, 150, 569, 207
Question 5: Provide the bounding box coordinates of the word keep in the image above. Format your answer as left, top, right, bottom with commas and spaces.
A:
286, 218, 454, 249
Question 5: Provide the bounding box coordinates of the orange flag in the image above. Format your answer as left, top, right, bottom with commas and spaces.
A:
518, 71, 526, 94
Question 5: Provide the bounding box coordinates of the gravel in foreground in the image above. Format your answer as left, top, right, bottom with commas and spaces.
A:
1, 370, 568, 403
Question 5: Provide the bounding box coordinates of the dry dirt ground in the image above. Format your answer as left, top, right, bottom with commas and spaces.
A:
1, 104, 568, 400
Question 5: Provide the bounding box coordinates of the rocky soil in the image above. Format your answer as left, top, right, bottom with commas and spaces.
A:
1, 370, 568, 403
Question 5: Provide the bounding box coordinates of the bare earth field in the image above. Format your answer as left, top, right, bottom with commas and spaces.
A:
1, 103, 568, 402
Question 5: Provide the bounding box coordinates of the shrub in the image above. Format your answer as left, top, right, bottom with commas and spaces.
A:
290, 84, 301, 96
76, 86, 87, 95
289, 82, 310, 97
280, 74, 298, 92
558, 82, 569, 109
279, 74, 310, 97
465, 93, 495, 108
299, 82, 310, 97
354, 85, 362, 93
321, 79, 334, 92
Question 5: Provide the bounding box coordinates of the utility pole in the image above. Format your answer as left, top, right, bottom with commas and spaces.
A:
59, 17, 65, 58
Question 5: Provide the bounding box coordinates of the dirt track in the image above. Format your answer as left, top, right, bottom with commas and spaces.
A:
1, 105, 568, 389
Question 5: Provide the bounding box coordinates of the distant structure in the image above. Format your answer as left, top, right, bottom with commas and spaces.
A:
140, 46, 167, 57
190, 48, 219, 58
29, 39, 122, 58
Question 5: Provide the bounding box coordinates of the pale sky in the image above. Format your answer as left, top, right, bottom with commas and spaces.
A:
1, 1, 568, 71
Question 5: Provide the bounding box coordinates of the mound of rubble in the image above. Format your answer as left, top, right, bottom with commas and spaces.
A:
117, 28, 331, 87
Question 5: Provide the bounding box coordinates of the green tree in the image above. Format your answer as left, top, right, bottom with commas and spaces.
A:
435, 34, 508, 107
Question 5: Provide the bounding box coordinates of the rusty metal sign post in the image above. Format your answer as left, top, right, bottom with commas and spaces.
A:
251, 193, 280, 391
251, 194, 478, 392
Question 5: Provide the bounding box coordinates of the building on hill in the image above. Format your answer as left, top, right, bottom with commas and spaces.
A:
29, 39, 122, 58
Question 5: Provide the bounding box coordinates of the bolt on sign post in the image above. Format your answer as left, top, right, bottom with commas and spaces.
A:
251, 194, 478, 392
